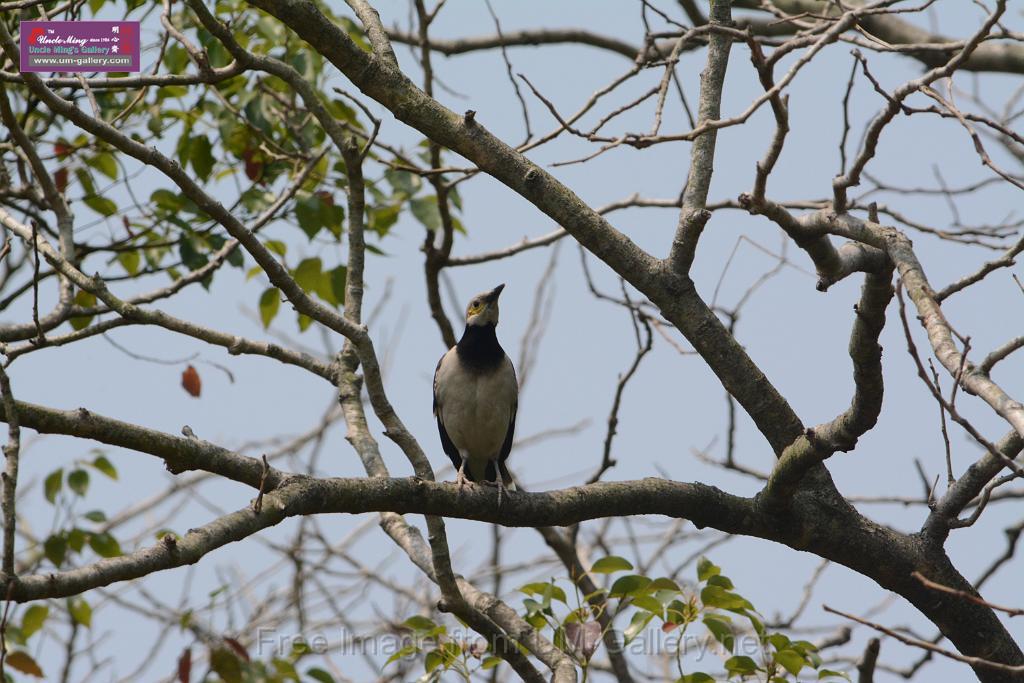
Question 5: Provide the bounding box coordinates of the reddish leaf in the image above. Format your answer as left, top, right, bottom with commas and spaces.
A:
54, 167, 68, 193
54, 142, 72, 159
7, 650, 44, 677
121, 215, 135, 237
242, 149, 263, 182
565, 621, 602, 661
177, 647, 191, 683
223, 636, 250, 662
315, 190, 334, 206
181, 365, 201, 398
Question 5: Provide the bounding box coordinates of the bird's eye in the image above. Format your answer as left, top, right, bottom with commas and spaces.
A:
471, 300, 480, 308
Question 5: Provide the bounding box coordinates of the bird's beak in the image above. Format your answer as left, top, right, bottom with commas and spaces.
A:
484, 283, 505, 303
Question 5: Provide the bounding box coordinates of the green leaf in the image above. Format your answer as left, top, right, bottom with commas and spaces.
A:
292, 257, 322, 293
448, 184, 462, 211
402, 615, 437, 633
70, 290, 96, 331
305, 667, 336, 683
384, 644, 418, 666
21, 605, 49, 639
680, 674, 714, 683
696, 556, 720, 582
259, 288, 281, 328
649, 577, 682, 592
630, 595, 664, 615
321, 201, 345, 239
75, 167, 96, 195
44, 469, 63, 503
724, 655, 759, 676
190, 134, 216, 181
264, 239, 287, 256
151, 189, 183, 211
703, 615, 734, 652
481, 656, 502, 670
179, 237, 208, 271
89, 531, 122, 558
775, 649, 805, 676
68, 469, 89, 496
519, 582, 567, 605
700, 585, 752, 611
818, 669, 851, 681
210, 646, 243, 683
69, 597, 92, 628
410, 195, 441, 231
67, 528, 87, 552
666, 598, 697, 625
295, 195, 323, 239
117, 251, 140, 276
525, 611, 546, 629
424, 649, 443, 673
369, 204, 400, 236
706, 574, 734, 590
590, 556, 633, 574
83, 510, 106, 523
92, 454, 118, 480
609, 574, 652, 598
624, 610, 653, 644
89, 153, 118, 180
43, 535, 66, 567
328, 265, 347, 306
84, 195, 117, 217
164, 44, 188, 72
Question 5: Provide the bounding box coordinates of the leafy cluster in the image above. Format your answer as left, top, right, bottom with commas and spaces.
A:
391, 556, 850, 682
13, 0, 467, 342
0, 452, 120, 679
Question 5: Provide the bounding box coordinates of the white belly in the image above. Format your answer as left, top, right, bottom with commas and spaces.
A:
437, 356, 514, 477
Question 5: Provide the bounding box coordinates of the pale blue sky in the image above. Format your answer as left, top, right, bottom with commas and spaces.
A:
6, 1, 1023, 680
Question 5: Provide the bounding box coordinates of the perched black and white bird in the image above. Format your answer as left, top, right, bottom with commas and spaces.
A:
433, 284, 517, 502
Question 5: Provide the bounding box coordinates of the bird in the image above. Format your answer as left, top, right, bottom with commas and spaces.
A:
433, 284, 517, 503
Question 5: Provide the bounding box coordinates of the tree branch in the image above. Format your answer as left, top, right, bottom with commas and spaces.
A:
669, 0, 733, 273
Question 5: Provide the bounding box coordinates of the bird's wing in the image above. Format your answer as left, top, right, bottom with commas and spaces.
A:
498, 356, 518, 465
433, 350, 463, 472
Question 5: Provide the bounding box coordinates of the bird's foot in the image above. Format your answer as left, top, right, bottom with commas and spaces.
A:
456, 466, 471, 494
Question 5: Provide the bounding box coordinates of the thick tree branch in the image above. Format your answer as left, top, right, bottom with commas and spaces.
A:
0, 365, 19, 576
927, 430, 1024, 540
669, 0, 733, 274
736, 0, 1024, 75
764, 261, 893, 501
0, 398, 285, 491
743, 200, 1024, 446
385, 28, 643, 60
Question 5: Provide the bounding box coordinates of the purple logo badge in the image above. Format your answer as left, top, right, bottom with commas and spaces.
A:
20, 21, 141, 73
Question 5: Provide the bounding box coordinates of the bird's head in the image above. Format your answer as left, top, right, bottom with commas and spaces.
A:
465, 284, 505, 327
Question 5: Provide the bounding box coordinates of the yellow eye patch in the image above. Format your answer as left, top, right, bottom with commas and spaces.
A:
467, 301, 484, 316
